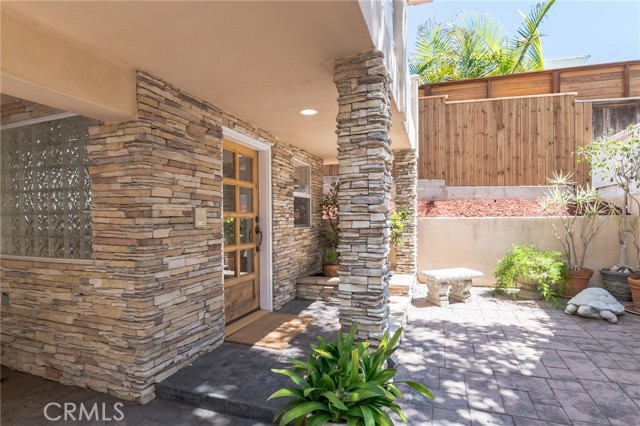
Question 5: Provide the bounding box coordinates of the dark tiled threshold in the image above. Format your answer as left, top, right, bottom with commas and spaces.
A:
156, 300, 341, 423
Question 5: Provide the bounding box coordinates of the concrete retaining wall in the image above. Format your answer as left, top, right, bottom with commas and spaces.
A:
417, 216, 637, 287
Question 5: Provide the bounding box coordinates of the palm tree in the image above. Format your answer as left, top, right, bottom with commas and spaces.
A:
410, 0, 555, 84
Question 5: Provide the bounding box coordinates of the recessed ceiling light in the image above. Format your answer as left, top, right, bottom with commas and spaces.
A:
300, 109, 318, 116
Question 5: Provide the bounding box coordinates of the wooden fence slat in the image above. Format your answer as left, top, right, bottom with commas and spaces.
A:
505, 99, 514, 186
463, 103, 470, 184
424, 98, 434, 179
535, 96, 544, 185
481, 102, 489, 185
583, 102, 593, 186
495, 100, 505, 185
566, 96, 576, 181
417, 93, 594, 187
447, 104, 455, 185
420, 60, 639, 101
512, 98, 521, 185
574, 101, 584, 185
520, 97, 529, 186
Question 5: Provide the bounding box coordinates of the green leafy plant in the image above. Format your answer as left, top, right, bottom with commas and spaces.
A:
492, 244, 569, 304
410, 0, 555, 83
576, 124, 640, 273
268, 325, 434, 426
389, 211, 409, 247
320, 182, 340, 266
323, 247, 339, 265
539, 171, 614, 269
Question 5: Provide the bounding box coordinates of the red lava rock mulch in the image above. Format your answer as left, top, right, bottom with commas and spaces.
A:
419, 199, 554, 217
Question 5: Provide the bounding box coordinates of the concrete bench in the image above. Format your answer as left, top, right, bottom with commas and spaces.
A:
419, 268, 483, 306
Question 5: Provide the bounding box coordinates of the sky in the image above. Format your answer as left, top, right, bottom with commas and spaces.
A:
407, 0, 640, 66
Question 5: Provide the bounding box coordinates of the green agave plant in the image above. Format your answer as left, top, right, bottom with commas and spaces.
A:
268, 325, 434, 426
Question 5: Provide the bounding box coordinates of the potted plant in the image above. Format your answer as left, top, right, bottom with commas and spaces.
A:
322, 247, 340, 278
492, 244, 569, 304
540, 172, 614, 297
626, 275, 640, 312
577, 124, 640, 301
320, 182, 340, 277
269, 325, 433, 426
389, 210, 409, 272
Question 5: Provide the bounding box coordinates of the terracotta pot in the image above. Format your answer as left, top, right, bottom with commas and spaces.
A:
516, 277, 542, 300
562, 268, 594, 298
600, 268, 632, 301
627, 275, 640, 310
390, 243, 397, 272
323, 264, 339, 277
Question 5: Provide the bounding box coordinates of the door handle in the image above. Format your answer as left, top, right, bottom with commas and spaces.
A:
255, 216, 263, 252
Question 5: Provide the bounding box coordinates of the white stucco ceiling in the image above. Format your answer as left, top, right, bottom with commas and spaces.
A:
3, 1, 377, 162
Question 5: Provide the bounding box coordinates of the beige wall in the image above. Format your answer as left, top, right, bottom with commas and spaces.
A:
1, 8, 136, 122
417, 216, 635, 287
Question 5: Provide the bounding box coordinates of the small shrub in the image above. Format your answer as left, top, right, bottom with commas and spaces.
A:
269, 325, 434, 426
320, 182, 340, 265
493, 244, 568, 305
323, 247, 339, 265
390, 211, 409, 247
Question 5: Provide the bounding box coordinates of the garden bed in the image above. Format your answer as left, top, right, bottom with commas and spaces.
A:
419, 198, 564, 217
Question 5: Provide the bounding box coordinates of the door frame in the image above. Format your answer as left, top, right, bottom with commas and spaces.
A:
222, 126, 273, 312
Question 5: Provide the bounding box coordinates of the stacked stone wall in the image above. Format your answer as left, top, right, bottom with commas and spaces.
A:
0, 94, 63, 123
392, 149, 418, 275
271, 145, 323, 308
0, 71, 322, 401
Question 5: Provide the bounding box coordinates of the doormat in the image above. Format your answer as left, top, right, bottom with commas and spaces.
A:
225, 312, 315, 349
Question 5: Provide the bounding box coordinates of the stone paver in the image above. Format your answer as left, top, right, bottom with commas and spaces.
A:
399, 287, 640, 425
2, 287, 640, 426
0, 365, 268, 426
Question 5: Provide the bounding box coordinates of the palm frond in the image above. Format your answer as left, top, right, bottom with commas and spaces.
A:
511, 0, 555, 72
411, 0, 555, 83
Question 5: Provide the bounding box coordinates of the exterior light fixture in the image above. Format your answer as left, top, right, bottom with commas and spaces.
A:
299, 109, 318, 116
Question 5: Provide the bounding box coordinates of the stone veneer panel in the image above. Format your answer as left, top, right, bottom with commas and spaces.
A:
393, 149, 418, 275
271, 145, 323, 309
0, 73, 322, 401
334, 50, 392, 342
0, 94, 63, 123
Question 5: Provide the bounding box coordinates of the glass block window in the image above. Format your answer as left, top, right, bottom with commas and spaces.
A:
293, 161, 311, 228
1, 116, 93, 259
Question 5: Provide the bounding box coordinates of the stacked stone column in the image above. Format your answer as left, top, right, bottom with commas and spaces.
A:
393, 149, 418, 275
334, 51, 393, 342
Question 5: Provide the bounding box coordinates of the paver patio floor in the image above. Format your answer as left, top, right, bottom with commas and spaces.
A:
399, 287, 640, 425
2, 287, 639, 425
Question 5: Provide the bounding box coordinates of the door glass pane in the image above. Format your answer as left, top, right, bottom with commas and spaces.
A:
224, 251, 237, 279
238, 155, 252, 182
223, 218, 236, 246
223, 150, 235, 178
223, 184, 235, 212
239, 218, 253, 244
239, 187, 252, 213
240, 249, 254, 275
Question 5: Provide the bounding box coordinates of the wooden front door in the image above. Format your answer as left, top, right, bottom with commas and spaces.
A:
223, 141, 260, 324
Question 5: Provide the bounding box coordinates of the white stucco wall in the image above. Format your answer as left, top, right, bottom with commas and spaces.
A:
417, 216, 635, 287
358, 0, 417, 151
